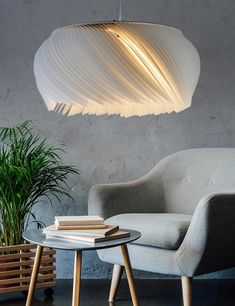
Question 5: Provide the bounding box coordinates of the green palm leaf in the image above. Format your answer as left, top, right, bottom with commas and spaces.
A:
0, 121, 79, 246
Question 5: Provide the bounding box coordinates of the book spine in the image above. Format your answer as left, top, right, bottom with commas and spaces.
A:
46, 234, 95, 243
56, 224, 106, 230
44, 231, 105, 238
45, 232, 130, 243
55, 220, 104, 226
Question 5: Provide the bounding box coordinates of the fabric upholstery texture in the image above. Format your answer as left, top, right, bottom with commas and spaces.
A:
98, 243, 182, 276
106, 213, 192, 250
88, 148, 235, 277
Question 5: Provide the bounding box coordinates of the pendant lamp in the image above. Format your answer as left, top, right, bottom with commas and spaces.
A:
34, 22, 200, 117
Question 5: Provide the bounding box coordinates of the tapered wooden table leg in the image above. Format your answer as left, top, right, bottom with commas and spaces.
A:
26, 245, 43, 306
109, 264, 124, 302
121, 244, 139, 306
72, 250, 82, 306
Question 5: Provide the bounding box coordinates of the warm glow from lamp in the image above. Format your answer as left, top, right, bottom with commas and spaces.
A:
34, 22, 200, 117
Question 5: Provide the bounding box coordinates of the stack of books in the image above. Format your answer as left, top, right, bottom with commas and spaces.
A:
43, 216, 130, 244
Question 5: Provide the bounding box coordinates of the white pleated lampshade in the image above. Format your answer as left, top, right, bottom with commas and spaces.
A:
34, 22, 200, 117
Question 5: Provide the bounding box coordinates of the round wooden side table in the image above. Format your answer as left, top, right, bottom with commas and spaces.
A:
23, 229, 141, 306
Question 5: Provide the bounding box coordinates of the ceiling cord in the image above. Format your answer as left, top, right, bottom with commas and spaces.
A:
118, 0, 124, 21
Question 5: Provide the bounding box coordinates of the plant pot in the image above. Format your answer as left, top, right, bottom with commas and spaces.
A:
0, 257, 20, 289
0, 243, 56, 294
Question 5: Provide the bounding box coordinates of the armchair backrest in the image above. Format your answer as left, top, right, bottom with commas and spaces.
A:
148, 148, 235, 214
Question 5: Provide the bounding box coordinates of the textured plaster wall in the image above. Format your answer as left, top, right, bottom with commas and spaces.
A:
0, 0, 235, 279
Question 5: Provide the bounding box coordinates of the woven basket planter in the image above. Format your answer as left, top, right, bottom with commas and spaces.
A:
0, 243, 56, 294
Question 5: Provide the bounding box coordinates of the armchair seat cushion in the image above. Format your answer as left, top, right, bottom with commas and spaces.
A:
106, 213, 192, 250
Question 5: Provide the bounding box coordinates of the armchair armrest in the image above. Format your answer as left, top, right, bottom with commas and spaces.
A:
88, 176, 164, 220
176, 193, 235, 276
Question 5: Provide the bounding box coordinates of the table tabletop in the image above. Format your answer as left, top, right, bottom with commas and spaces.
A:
23, 229, 141, 251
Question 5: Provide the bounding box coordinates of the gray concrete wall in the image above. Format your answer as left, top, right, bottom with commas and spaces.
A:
0, 0, 235, 279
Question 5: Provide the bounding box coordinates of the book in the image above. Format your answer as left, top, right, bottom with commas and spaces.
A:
43, 224, 119, 237
56, 224, 106, 230
55, 216, 104, 226
45, 230, 130, 244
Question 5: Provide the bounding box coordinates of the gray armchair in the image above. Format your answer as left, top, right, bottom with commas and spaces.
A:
88, 148, 235, 306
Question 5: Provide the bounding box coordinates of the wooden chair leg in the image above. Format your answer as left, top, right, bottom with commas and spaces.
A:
72, 250, 82, 306
121, 244, 139, 306
181, 276, 193, 306
109, 264, 124, 302
26, 245, 43, 306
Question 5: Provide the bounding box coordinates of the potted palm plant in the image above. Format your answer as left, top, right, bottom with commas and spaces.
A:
0, 121, 78, 294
